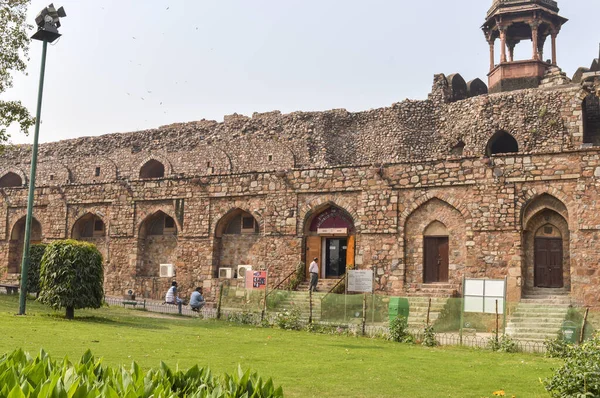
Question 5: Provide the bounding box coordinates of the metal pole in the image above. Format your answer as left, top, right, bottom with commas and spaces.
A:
18, 40, 48, 315
459, 275, 465, 345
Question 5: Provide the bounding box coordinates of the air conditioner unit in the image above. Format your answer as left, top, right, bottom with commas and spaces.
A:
219, 267, 233, 279
237, 265, 253, 280
159, 264, 174, 278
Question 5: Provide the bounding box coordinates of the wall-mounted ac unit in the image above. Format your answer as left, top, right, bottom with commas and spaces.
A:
219, 267, 233, 279
237, 265, 252, 280
159, 264, 174, 278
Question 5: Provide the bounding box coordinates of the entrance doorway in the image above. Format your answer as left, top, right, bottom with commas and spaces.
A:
534, 237, 563, 288
304, 205, 355, 280
423, 237, 449, 283
325, 238, 347, 278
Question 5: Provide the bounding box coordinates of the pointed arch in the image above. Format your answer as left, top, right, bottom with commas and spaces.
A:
140, 159, 165, 179
7, 216, 43, 274
298, 196, 360, 235
424, 220, 448, 237
214, 208, 262, 238
400, 192, 472, 231
139, 210, 178, 237
71, 212, 106, 239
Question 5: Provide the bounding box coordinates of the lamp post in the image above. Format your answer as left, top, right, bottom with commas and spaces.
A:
18, 3, 66, 315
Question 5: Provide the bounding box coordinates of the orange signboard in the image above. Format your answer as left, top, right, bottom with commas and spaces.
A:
245, 270, 267, 290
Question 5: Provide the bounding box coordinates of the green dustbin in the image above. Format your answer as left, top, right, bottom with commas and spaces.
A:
389, 297, 409, 322
561, 321, 578, 344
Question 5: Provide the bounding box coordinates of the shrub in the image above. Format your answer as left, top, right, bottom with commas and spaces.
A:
544, 336, 573, 359
287, 262, 306, 291
389, 315, 414, 343
226, 311, 258, 325
275, 306, 302, 330
38, 240, 104, 319
27, 243, 47, 296
487, 334, 518, 353
544, 333, 600, 397
422, 325, 437, 347
0, 349, 283, 397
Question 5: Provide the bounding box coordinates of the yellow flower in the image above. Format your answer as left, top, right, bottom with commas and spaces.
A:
492, 391, 506, 396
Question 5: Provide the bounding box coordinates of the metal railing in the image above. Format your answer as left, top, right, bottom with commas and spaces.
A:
321, 273, 347, 302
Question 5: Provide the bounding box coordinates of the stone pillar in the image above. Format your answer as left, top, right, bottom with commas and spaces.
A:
488, 40, 495, 71
507, 40, 516, 62
551, 31, 558, 65
530, 22, 540, 60
499, 27, 507, 63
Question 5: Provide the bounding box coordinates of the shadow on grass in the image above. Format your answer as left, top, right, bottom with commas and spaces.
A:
43, 314, 169, 330
329, 343, 386, 350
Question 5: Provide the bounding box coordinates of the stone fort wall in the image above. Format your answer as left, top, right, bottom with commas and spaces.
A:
1, 74, 599, 307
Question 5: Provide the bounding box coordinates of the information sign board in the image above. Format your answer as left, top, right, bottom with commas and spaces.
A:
347, 270, 373, 293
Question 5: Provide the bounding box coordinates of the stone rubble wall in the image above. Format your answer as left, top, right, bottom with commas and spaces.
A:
1, 78, 599, 307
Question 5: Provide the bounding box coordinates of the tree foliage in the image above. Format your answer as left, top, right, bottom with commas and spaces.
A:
26, 243, 46, 295
0, 0, 34, 143
38, 240, 104, 319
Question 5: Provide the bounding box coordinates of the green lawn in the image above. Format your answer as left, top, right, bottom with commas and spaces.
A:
0, 295, 557, 398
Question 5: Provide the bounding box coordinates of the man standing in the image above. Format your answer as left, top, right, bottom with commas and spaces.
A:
309, 257, 319, 292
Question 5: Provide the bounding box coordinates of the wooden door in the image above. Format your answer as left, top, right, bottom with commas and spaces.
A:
424, 237, 449, 283
535, 237, 564, 288
305, 236, 322, 279
346, 235, 355, 270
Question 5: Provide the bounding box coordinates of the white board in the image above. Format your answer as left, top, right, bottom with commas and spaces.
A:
347, 270, 373, 293
464, 278, 506, 314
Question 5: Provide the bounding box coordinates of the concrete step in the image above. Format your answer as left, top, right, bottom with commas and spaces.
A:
523, 288, 569, 296
520, 298, 572, 304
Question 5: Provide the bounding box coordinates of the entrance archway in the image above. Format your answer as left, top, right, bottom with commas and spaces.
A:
8, 216, 42, 274
304, 205, 355, 279
522, 194, 570, 290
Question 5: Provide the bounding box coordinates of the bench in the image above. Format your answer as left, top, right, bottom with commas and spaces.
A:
122, 300, 145, 309
0, 284, 19, 295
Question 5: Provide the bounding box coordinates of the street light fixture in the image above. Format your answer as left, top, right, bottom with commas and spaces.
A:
18, 4, 66, 315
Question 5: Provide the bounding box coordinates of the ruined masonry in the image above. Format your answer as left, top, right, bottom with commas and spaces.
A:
1, 0, 600, 308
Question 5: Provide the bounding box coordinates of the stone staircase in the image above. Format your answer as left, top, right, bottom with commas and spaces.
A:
269, 290, 324, 322
406, 283, 459, 298
407, 297, 449, 329
505, 289, 572, 342
296, 279, 343, 293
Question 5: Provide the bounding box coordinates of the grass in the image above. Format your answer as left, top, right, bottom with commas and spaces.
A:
0, 295, 558, 398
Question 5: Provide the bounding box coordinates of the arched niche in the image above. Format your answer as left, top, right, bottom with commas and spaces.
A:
404, 199, 466, 286
450, 141, 465, 157
0, 172, 23, 188
522, 193, 571, 291
213, 209, 261, 278
137, 211, 178, 278
486, 131, 518, 156
583, 94, 600, 146
467, 78, 488, 98
447, 73, 467, 102
8, 216, 42, 274
140, 159, 165, 179
72, 213, 106, 239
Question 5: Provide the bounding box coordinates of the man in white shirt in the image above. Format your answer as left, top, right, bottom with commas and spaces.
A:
165, 281, 182, 304
309, 257, 319, 292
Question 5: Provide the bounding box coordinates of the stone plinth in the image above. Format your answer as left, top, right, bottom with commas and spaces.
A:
488, 60, 550, 93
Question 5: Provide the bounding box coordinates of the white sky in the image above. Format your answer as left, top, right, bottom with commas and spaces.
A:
2, 0, 599, 144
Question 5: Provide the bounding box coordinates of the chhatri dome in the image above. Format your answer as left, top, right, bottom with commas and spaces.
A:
482, 0, 568, 92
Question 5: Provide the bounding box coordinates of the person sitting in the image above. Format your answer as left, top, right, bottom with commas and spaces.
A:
165, 281, 182, 305
189, 287, 205, 312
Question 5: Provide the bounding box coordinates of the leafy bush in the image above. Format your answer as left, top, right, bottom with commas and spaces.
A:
226, 311, 258, 325
27, 244, 46, 296
544, 333, 600, 397
389, 315, 414, 343
275, 307, 302, 330
0, 349, 283, 397
287, 262, 306, 291
487, 334, 518, 353
38, 240, 104, 319
544, 336, 573, 359
422, 325, 437, 347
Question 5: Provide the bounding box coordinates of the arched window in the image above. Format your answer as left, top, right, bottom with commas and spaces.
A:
486, 131, 518, 156
140, 159, 165, 179
0, 172, 23, 188
72, 213, 105, 239
583, 94, 600, 146
140, 211, 177, 236
219, 210, 259, 236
